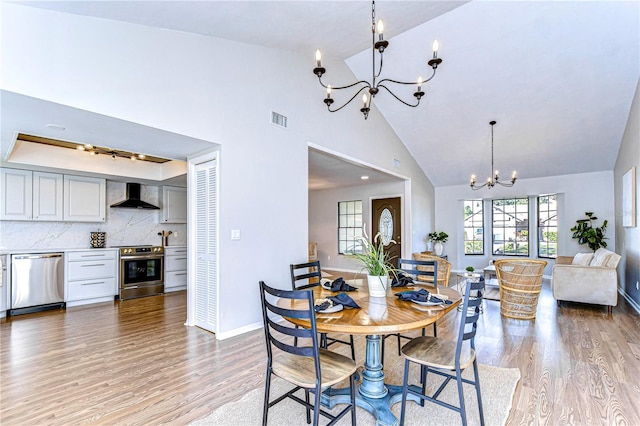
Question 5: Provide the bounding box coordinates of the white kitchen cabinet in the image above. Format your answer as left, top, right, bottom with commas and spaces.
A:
66, 249, 117, 307
33, 172, 64, 221
0, 169, 63, 221
1, 169, 33, 220
63, 175, 106, 222
0, 169, 62, 221
161, 186, 187, 224
1, 169, 103, 222
164, 246, 187, 292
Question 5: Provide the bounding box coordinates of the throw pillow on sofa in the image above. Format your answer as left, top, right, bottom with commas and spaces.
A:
572, 252, 594, 266
590, 248, 612, 267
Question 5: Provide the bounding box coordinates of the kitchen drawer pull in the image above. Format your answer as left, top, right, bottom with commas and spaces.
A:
81, 281, 106, 286
175, 257, 188, 261
80, 254, 108, 258
81, 263, 106, 267
174, 272, 187, 276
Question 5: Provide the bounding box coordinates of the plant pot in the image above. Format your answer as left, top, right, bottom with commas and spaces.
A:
367, 274, 388, 297
368, 296, 387, 320
434, 242, 444, 256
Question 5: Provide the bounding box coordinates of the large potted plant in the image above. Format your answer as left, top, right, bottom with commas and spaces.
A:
571, 211, 608, 252
350, 227, 396, 297
428, 231, 449, 256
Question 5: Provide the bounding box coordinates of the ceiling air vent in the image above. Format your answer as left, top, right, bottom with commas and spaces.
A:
271, 111, 288, 129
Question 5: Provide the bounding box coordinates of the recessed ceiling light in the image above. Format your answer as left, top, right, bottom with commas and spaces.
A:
361, 175, 369, 180
45, 124, 65, 131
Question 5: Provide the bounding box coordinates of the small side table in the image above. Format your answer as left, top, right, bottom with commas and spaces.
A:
483, 264, 496, 281
456, 273, 484, 313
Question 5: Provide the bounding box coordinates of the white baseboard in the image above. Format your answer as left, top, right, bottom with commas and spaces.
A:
619, 287, 640, 315
215, 320, 263, 340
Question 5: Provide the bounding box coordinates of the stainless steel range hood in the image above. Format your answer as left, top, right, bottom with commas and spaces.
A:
110, 183, 160, 210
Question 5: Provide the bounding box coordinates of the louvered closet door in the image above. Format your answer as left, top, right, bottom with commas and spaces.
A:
194, 158, 218, 333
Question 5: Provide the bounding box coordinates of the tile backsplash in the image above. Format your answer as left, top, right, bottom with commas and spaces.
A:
0, 181, 187, 250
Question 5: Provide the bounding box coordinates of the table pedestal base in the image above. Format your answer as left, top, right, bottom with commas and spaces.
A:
320, 334, 421, 426
322, 383, 421, 426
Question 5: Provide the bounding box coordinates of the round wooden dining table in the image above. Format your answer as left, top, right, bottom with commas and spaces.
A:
279, 279, 462, 426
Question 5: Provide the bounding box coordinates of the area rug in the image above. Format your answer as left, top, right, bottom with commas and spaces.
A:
192, 337, 520, 426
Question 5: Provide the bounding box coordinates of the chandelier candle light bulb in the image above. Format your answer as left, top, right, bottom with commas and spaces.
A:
312, 0, 443, 119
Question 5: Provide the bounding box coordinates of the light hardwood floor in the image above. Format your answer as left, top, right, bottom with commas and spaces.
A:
1, 279, 639, 425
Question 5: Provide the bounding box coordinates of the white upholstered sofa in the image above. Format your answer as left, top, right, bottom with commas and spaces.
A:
551, 248, 621, 313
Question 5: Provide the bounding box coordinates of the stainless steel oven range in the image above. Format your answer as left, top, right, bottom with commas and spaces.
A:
118, 246, 164, 300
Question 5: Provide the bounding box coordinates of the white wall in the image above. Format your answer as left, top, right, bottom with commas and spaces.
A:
614, 77, 640, 307
309, 181, 407, 272
435, 171, 615, 275
0, 180, 187, 250
1, 4, 436, 336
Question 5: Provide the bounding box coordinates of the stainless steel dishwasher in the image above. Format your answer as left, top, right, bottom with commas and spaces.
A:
10, 252, 65, 315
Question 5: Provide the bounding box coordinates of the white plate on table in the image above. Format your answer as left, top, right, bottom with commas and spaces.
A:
410, 299, 443, 307
320, 281, 333, 290
318, 304, 343, 314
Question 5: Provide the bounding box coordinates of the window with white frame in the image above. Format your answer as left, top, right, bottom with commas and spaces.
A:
464, 200, 484, 255
492, 198, 529, 256
338, 200, 363, 254
538, 194, 558, 258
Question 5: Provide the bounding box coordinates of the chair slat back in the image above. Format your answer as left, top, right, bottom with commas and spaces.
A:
412, 253, 451, 288
398, 258, 438, 292
259, 281, 321, 360
290, 261, 322, 290
456, 278, 484, 360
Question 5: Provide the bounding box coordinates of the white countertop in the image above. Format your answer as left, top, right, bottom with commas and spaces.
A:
0, 247, 118, 255
1, 245, 187, 255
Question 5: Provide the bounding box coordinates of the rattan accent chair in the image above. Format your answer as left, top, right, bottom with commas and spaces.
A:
259, 281, 357, 426
290, 261, 356, 360
412, 252, 452, 289
381, 258, 438, 363
494, 259, 547, 320
399, 278, 485, 426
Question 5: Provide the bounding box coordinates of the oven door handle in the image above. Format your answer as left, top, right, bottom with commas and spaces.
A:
120, 255, 164, 260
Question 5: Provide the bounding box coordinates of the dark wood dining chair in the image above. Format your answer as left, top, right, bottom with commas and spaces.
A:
381, 258, 438, 363
290, 261, 356, 360
259, 281, 357, 426
399, 278, 485, 426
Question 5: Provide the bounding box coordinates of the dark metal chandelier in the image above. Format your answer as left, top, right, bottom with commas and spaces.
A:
312, 0, 443, 120
470, 121, 517, 190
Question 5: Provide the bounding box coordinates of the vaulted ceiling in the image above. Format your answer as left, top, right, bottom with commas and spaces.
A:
2, 1, 639, 188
